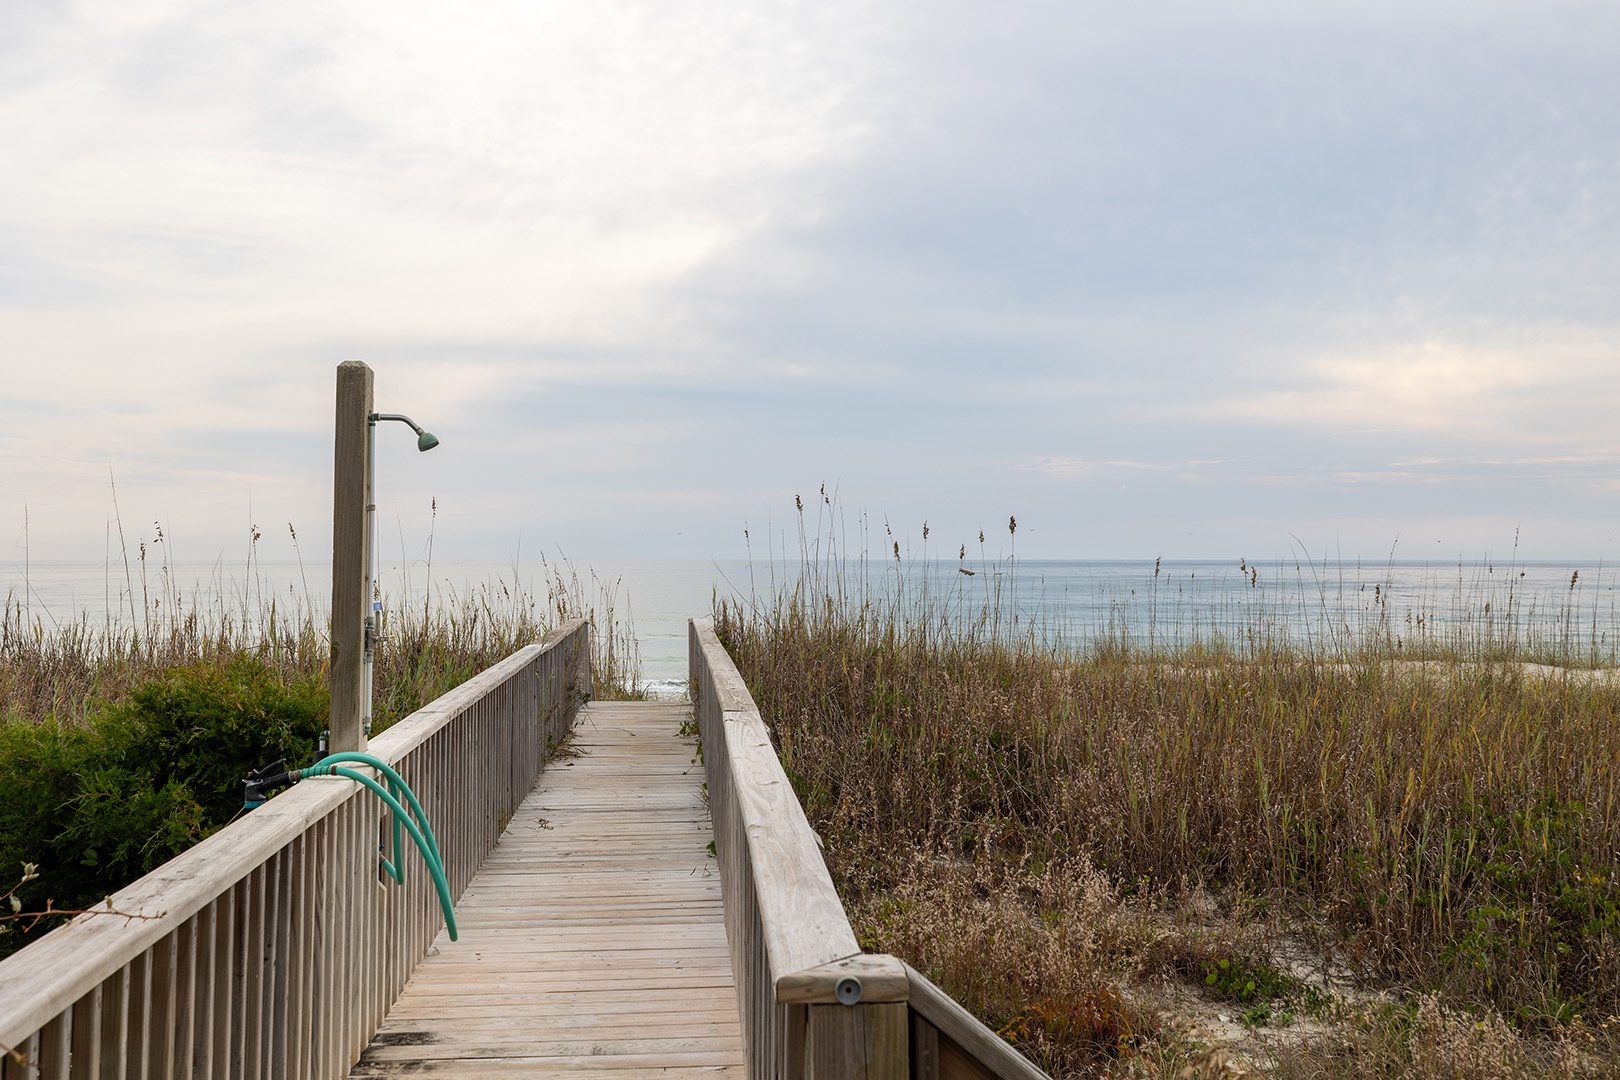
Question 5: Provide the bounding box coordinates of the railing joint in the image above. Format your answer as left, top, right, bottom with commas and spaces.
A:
777, 953, 910, 1005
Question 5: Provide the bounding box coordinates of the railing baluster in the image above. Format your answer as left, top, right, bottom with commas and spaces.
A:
259, 854, 278, 1080
334, 815, 348, 1075
69, 984, 99, 1080
98, 967, 126, 1080
0, 623, 591, 1080
293, 832, 314, 1080
126, 951, 148, 1080
304, 832, 320, 1080
2, 1030, 40, 1080
338, 799, 359, 1070
172, 920, 195, 1079
363, 809, 381, 1042
691, 620, 1047, 1080
213, 885, 237, 1080
190, 903, 213, 1080
309, 818, 330, 1080
38, 1012, 68, 1080
150, 931, 176, 1079
240, 866, 262, 1080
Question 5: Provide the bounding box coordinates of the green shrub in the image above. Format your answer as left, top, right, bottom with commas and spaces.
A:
99, 657, 328, 822
0, 656, 327, 955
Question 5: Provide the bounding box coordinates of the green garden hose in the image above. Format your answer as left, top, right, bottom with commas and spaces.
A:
314, 752, 447, 886
255, 753, 458, 942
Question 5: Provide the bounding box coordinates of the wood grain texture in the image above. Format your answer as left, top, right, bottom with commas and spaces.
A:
691, 620, 1049, 1080
330, 359, 373, 755
900, 966, 1048, 1080
2, 623, 1049, 1080
689, 619, 867, 1076
0, 624, 590, 1078
805, 1002, 908, 1080
349, 701, 745, 1077
938, 1039, 999, 1080
693, 622, 860, 973
778, 955, 909, 1005
910, 1014, 940, 1080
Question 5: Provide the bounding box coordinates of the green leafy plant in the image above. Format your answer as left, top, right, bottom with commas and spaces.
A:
1202, 955, 1297, 1004
0, 657, 326, 956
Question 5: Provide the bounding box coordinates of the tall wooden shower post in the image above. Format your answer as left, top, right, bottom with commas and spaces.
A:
331, 360, 374, 754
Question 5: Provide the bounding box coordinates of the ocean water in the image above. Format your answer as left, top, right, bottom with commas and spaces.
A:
5, 557, 1618, 697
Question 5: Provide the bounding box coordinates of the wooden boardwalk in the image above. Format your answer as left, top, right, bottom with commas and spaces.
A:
0, 625, 1044, 1080
348, 700, 746, 1077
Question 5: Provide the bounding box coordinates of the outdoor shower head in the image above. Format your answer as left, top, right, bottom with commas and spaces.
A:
371, 412, 440, 451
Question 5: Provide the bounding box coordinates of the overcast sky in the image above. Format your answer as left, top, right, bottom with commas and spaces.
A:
3, 0, 1618, 571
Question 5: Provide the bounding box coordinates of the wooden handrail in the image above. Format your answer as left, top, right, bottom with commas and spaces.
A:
689, 618, 1050, 1080
0, 619, 591, 1078
2, 615, 1046, 1078
904, 964, 1050, 1080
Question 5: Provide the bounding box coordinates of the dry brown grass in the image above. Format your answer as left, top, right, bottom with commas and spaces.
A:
715, 541, 1620, 1077
1, 554, 642, 729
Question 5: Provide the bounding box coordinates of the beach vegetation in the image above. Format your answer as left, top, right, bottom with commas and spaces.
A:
716, 496, 1620, 1076
0, 541, 640, 957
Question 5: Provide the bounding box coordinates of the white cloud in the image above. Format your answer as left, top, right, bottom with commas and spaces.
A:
0, 0, 899, 556
1013, 457, 1233, 478
1190, 338, 1620, 438
0, 0, 889, 377
3, 0, 1620, 562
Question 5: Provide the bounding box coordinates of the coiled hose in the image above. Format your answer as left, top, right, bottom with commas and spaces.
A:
256, 751, 458, 941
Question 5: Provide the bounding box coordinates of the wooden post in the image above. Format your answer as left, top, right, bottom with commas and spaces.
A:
804, 1002, 908, 1080
576, 627, 593, 703
331, 361, 373, 754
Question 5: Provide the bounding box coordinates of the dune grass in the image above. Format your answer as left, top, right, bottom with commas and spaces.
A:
1, 552, 642, 731
0, 552, 641, 954
715, 508, 1620, 1077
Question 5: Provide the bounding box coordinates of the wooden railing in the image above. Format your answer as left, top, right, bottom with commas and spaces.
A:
0, 619, 591, 1080
689, 619, 1050, 1080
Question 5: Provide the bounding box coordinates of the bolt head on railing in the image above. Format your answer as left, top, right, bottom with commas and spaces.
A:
835, 976, 863, 1005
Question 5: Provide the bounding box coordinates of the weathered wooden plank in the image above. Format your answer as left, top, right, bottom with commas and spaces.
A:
901, 966, 1048, 1080
237, 872, 260, 1080
912, 1014, 941, 1080
405, 927, 732, 948
690, 618, 867, 1075
100, 965, 127, 1080
189, 902, 213, 1078
352, 1050, 746, 1072
329, 359, 372, 754
806, 1002, 909, 1080
351, 1065, 744, 1079
371, 977, 741, 996
380, 999, 747, 1020
7, 623, 592, 1076
779, 954, 909, 1005
374, 1009, 745, 1027
452, 889, 725, 901
0, 624, 588, 1053
938, 1039, 999, 1080
395, 950, 736, 969
37, 1011, 68, 1080
460, 871, 721, 884
359, 1035, 747, 1060
68, 984, 99, 1080
214, 883, 236, 1080
348, 701, 745, 1076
